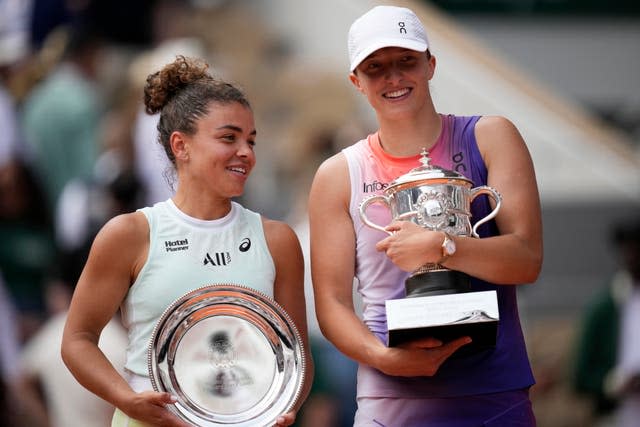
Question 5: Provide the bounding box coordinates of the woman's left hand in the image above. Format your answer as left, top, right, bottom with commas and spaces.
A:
376, 221, 442, 271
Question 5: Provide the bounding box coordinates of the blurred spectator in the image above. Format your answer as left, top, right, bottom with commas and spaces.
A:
19, 277, 128, 427
16, 148, 140, 426
0, 272, 22, 427
28, 0, 70, 51
0, 77, 23, 167
55, 150, 143, 277
21, 22, 105, 211
292, 218, 358, 427
0, 0, 31, 166
0, 158, 56, 342
29, 0, 157, 51
0, 0, 31, 63
288, 126, 359, 427
572, 217, 640, 427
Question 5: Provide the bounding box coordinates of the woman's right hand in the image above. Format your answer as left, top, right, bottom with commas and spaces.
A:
122, 391, 192, 427
376, 336, 472, 377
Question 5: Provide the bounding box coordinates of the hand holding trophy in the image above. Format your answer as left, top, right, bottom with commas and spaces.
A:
360, 149, 502, 350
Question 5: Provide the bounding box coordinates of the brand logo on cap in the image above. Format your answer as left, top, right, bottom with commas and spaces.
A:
398, 22, 407, 34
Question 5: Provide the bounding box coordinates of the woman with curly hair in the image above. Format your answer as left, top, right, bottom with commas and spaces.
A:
61, 56, 313, 427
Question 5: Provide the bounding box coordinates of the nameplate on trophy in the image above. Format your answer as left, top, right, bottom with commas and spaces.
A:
385, 290, 499, 350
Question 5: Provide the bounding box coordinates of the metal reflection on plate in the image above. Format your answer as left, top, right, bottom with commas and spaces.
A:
148, 284, 305, 426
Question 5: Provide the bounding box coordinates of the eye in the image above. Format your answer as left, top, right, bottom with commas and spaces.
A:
400, 55, 417, 65
361, 61, 383, 76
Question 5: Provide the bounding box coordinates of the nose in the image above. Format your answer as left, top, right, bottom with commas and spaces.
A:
236, 140, 255, 159
384, 64, 403, 85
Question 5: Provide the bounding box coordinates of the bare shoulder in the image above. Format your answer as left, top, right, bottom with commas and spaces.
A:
96, 211, 148, 243
309, 151, 350, 204
475, 115, 522, 141
262, 218, 301, 250
89, 211, 149, 265
314, 151, 348, 181
475, 115, 530, 163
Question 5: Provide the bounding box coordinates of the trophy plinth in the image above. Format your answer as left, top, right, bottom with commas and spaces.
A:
359, 149, 502, 353
405, 269, 471, 298
385, 289, 499, 351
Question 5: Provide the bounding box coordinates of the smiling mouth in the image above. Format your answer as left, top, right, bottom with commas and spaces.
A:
227, 167, 247, 175
383, 87, 411, 99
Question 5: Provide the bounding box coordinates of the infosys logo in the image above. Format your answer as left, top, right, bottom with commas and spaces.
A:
363, 180, 388, 194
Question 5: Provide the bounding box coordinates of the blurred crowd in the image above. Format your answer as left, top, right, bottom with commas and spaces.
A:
1, 1, 638, 427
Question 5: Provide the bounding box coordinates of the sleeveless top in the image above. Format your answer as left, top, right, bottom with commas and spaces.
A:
342, 114, 535, 398
120, 199, 276, 376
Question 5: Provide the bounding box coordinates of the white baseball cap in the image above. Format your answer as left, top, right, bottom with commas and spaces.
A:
348, 5, 429, 72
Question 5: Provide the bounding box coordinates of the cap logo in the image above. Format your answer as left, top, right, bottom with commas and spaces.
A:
398, 21, 407, 34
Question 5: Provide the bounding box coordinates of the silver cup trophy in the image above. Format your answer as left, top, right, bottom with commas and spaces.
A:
360, 149, 502, 349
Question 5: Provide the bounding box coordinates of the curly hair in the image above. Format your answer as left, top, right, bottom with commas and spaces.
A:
143, 55, 251, 166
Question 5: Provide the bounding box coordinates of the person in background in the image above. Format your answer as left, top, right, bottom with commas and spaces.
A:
61, 55, 313, 427
18, 161, 139, 427
0, 272, 21, 427
572, 218, 640, 427
21, 22, 104, 211
19, 276, 128, 427
309, 5, 542, 426
0, 158, 57, 343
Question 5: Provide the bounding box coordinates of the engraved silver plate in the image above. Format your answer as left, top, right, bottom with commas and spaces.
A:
148, 284, 305, 426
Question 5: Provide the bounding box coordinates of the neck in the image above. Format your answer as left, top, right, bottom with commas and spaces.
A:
172, 185, 232, 220
377, 109, 442, 157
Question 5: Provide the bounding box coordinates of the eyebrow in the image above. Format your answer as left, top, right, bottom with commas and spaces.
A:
216, 124, 257, 136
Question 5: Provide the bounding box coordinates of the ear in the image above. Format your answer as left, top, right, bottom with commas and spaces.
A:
170, 131, 189, 162
349, 72, 365, 95
427, 55, 436, 81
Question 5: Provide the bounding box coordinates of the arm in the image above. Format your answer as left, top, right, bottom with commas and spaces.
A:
61, 212, 189, 427
263, 218, 315, 426
309, 154, 469, 378
378, 116, 543, 285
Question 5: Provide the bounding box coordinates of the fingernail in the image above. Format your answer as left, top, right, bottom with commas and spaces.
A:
170, 395, 178, 402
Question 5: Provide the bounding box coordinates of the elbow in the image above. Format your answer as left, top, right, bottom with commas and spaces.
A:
60, 339, 72, 369
522, 251, 543, 284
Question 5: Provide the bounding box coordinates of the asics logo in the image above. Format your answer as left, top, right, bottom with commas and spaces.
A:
239, 238, 251, 252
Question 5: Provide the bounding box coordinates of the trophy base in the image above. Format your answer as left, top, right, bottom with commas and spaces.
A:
405, 269, 471, 298
385, 290, 499, 354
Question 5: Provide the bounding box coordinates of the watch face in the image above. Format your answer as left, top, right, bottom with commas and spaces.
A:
444, 238, 456, 255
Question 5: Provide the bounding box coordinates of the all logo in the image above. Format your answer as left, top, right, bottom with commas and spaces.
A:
201, 237, 251, 267
204, 252, 231, 266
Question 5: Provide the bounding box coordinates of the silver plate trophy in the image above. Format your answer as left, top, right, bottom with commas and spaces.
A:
148, 284, 305, 426
359, 149, 502, 350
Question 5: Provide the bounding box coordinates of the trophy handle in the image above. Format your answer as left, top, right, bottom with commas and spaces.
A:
359, 195, 393, 235
469, 186, 502, 238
